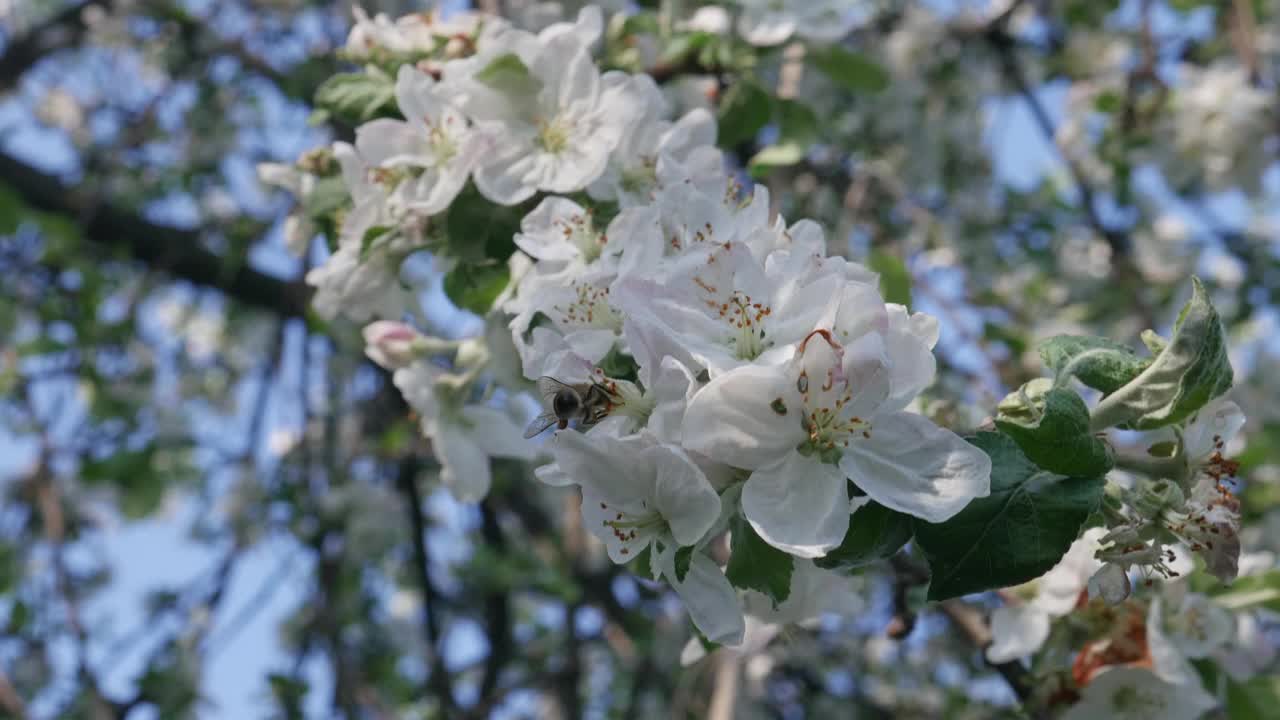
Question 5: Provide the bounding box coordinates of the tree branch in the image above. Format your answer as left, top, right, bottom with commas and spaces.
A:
396, 455, 457, 714
0, 152, 310, 317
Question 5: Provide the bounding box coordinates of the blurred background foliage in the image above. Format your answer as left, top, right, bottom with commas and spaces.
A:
1, 0, 1279, 718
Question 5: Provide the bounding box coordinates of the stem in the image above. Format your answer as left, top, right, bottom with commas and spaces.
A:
1112, 450, 1188, 483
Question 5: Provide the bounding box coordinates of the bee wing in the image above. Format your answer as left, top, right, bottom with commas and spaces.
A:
523, 412, 560, 439
536, 376, 576, 403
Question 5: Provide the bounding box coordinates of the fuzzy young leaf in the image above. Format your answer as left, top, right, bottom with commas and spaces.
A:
313, 70, 396, 123
1038, 335, 1150, 393
726, 514, 792, 608
814, 501, 913, 573
995, 381, 1114, 477
913, 432, 1105, 601
810, 47, 890, 93
1090, 278, 1233, 430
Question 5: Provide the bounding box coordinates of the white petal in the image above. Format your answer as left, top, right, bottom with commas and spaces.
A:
667, 553, 745, 646
682, 363, 805, 470
534, 461, 573, 487
462, 406, 538, 461
986, 605, 1051, 663
880, 305, 939, 413
647, 357, 698, 445
742, 452, 849, 558
514, 196, 591, 263
435, 423, 492, 502
552, 430, 652, 505
581, 484, 656, 564
1182, 398, 1245, 464
648, 444, 721, 547
1087, 563, 1131, 605
839, 412, 991, 523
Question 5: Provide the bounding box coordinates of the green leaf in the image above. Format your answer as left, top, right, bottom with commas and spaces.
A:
445, 184, 522, 262
995, 381, 1114, 477
627, 544, 653, 580
913, 432, 1105, 601
1038, 335, 1151, 393
716, 79, 772, 147
475, 53, 543, 105
776, 98, 819, 146
443, 263, 510, 315
726, 513, 792, 608
303, 176, 349, 221
673, 546, 693, 583
809, 46, 890, 93
313, 70, 397, 123
360, 224, 393, 260
867, 249, 911, 309
1090, 278, 1233, 430
814, 501, 913, 573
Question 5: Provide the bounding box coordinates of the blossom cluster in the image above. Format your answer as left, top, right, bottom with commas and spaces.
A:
272, 2, 994, 646
257, 3, 1262, 710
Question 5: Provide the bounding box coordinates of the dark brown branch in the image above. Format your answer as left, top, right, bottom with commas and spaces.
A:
0, 152, 310, 317
396, 455, 457, 714
476, 501, 513, 706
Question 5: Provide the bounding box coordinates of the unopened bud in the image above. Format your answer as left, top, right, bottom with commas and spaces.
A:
363, 321, 426, 369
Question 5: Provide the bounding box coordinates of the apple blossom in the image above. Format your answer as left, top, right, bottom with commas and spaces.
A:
684, 328, 991, 557
552, 431, 743, 644
393, 361, 537, 501
354, 66, 481, 216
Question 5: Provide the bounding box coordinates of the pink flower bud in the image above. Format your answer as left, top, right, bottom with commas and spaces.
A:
363, 321, 424, 369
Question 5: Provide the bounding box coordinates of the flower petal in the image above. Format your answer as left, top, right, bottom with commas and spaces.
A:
742, 452, 849, 558
434, 422, 492, 502
880, 304, 939, 413
462, 406, 538, 461
838, 411, 991, 523
665, 552, 745, 646
682, 363, 805, 470
552, 430, 652, 506
986, 605, 1050, 663
648, 444, 721, 547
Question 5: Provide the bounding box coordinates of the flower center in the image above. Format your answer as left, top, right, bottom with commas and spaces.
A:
553, 282, 621, 331
426, 121, 457, 165
557, 213, 605, 263
598, 500, 664, 555
619, 157, 658, 195
537, 116, 571, 154
792, 330, 872, 463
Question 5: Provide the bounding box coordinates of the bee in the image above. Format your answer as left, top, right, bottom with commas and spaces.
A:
523, 376, 619, 438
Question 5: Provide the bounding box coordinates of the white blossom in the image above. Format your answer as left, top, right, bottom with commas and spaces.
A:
734, 0, 870, 47
684, 327, 990, 557
393, 361, 536, 501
